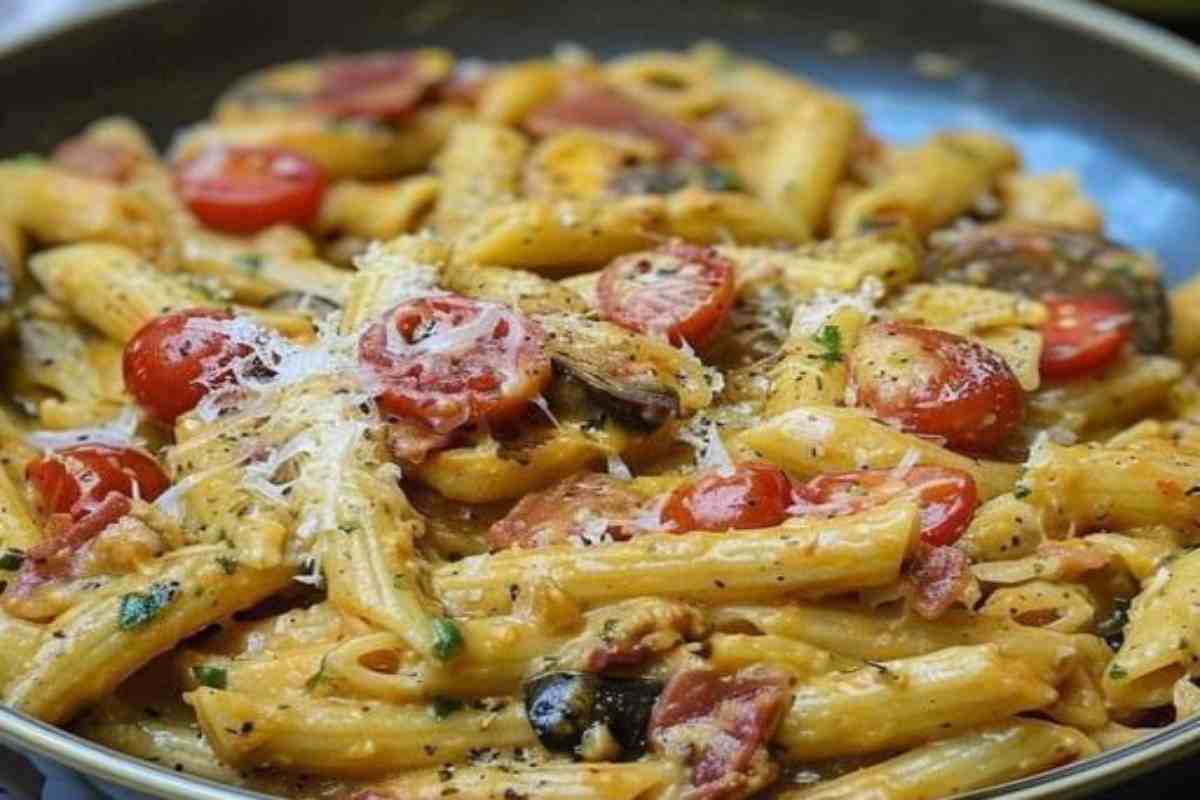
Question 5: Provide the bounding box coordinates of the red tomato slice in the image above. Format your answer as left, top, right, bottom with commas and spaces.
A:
850, 322, 1024, 454
26, 445, 170, 520
52, 137, 140, 183
793, 465, 978, 546
358, 295, 552, 433
524, 83, 710, 161
660, 462, 794, 533
598, 242, 736, 347
311, 52, 441, 119
175, 145, 326, 235
1039, 295, 1133, 381
123, 309, 273, 424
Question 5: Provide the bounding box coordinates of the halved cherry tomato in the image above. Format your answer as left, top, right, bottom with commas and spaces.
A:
27, 445, 170, 520
358, 294, 552, 433
598, 242, 736, 347
312, 52, 441, 119
850, 322, 1024, 453
123, 309, 269, 424
792, 465, 978, 546
661, 462, 794, 533
175, 145, 326, 234
524, 83, 709, 161
1039, 295, 1133, 381
52, 137, 139, 183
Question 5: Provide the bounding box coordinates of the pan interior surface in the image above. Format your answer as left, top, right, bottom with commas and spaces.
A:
2, 1, 1200, 799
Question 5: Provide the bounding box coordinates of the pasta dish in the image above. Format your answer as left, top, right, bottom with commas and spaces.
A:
2, 43, 1200, 800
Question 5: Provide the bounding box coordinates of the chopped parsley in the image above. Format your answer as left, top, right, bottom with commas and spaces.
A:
432, 617, 464, 661
215, 556, 239, 576
392, 574, 407, 590
0, 549, 25, 571
9, 153, 43, 166
1013, 485, 1031, 500
431, 696, 464, 719
192, 665, 229, 690
812, 324, 843, 366
118, 582, 179, 630
1108, 664, 1128, 681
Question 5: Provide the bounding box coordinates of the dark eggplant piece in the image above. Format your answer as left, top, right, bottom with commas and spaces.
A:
523, 671, 663, 759
264, 291, 341, 320
924, 223, 1170, 353
551, 355, 678, 432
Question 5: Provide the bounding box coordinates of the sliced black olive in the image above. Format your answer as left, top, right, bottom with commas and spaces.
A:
924, 223, 1170, 353
523, 671, 663, 759
551, 356, 679, 432
264, 291, 341, 320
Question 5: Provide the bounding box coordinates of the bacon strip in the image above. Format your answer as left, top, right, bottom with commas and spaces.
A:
650, 667, 791, 800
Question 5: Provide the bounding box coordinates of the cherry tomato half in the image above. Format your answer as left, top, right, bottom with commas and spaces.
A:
524, 83, 709, 161
598, 241, 736, 347
850, 322, 1024, 454
1039, 295, 1133, 381
175, 145, 326, 235
26, 445, 170, 520
660, 462, 794, 533
123, 308, 269, 424
358, 295, 552, 433
311, 52, 442, 119
793, 465, 978, 546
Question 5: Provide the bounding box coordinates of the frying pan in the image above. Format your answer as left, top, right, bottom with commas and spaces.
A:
2, 0, 1200, 797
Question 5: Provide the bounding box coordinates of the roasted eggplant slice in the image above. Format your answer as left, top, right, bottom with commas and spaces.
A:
551, 355, 679, 431
523, 671, 663, 759
924, 223, 1170, 353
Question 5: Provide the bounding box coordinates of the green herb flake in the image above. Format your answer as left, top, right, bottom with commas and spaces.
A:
216, 556, 239, 576
431, 696, 464, 719
432, 617, 464, 661
392, 574, 407, 590
118, 582, 179, 630
192, 665, 229, 690
1013, 485, 1031, 500
9, 153, 43, 166
0, 549, 25, 571
812, 324, 843, 366
700, 165, 743, 193
1108, 664, 1128, 681
233, 253, 264, 274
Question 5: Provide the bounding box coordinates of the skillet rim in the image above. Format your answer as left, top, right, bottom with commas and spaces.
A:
1, 0, 1200, 797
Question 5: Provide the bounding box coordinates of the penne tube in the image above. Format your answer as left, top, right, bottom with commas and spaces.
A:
1024, 440, 1200, 539
434, 500, 918, 616
750, 94, 859, 238
774, 644, 1059, 760
739, 406, 1021, 500
706, 633, 856, 679
0, 613, 42, 692
1029, 355, 1183, 436
77, 714, 243, 784
0, 466, 40, 551
834, 131, 1018, 236
188, 688, 536, 776
317, 176, 439, 241
1105, 548, 1200, 712
433, 122, 529, 238
352, 762, 681, 800
4, 546, 292, 724
783, 720, 1096, 800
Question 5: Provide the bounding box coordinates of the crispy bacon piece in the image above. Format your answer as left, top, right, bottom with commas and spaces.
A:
52, 137, 140, 183
905, 544, 972, 619
525, 83, 710, 161
650, 666, 791, 800
11, 493, 133, 598
487, 474, 646, 550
